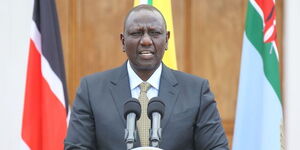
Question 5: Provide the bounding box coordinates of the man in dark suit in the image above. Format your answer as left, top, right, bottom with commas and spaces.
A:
65, 4, 228, 150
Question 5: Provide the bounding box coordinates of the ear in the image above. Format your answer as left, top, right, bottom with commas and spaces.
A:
165, 31, 170, 50
120, 33, 125, 52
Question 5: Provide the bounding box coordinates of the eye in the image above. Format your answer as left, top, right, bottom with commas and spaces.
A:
130, 31, 143, 36
149, 31, 162, 36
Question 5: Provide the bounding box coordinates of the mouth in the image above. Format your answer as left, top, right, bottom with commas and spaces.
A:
138, 50, 154, 59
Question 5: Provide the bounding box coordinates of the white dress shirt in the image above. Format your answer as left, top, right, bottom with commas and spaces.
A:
127, 61, 162, 100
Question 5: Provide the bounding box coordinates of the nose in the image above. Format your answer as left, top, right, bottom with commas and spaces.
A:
140, 33, 153, 46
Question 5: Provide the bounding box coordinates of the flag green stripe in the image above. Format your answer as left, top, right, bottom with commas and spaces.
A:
148, 0, 152, 5
245, 1, 281, 102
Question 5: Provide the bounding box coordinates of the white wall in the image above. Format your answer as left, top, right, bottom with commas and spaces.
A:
283, 1, 300, 150
0, 0, 33, 149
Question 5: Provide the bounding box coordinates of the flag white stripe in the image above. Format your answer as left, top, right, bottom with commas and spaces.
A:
30, 22, 41, 53
30, 20, 66, 108
41, 56, 66, 107
272, 41, 279, 60
264, 23, 275, 41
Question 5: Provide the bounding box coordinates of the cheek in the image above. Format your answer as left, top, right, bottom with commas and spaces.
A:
125, 49, 136, 58
154, 40, 167, 52
159, 49, 166, 58
125, 39, 140, 49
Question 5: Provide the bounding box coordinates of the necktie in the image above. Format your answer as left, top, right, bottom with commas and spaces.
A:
137, 82, 151, 147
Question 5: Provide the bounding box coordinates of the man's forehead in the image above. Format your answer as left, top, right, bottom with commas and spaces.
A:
126, 24, 164, 32
127, 10, 163, 23
124, 6, 167, 31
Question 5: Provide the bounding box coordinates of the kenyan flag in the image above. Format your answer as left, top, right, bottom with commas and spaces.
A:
233, 0, 284, 150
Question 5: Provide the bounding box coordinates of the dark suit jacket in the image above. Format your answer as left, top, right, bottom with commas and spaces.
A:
65, 62, 228, 150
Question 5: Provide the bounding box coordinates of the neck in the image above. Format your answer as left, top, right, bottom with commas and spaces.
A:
128, 61, 161, 81
133, 69, 155, 81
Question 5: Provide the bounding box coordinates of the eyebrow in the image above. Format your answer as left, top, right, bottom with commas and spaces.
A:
127, 24, 164, 31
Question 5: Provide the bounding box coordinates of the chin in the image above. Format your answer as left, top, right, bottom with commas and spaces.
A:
130, 59, 161, 71
136, 63, 159, 71
138, 65, 157, 71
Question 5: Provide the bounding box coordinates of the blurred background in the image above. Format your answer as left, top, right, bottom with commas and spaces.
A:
2, 0, 299, 149
55, 0, 283, 146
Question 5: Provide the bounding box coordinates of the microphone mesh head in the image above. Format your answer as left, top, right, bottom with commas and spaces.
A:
147, 97, 165, 119
124, 98, 141, 120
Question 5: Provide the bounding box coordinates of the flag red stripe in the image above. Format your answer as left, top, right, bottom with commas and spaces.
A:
22, 39, 67, 150
22, 39, 42, 150
40, 76, 67, 150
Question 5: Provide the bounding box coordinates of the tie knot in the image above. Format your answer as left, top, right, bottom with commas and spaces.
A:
139, 82, 151, 93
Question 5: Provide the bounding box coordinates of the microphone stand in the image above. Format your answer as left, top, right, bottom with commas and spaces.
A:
149, 112, 162, 147
125, 113, 137, 150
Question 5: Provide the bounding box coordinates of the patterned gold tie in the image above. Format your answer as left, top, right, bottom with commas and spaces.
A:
137, 82, 151, 147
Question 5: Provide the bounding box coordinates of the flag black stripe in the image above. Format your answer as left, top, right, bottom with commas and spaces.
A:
33, 0, 69, 113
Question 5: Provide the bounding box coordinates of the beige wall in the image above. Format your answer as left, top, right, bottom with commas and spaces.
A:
56, 0, 283, 147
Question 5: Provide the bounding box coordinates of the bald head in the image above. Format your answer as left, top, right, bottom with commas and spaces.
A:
123, 4, 167, 32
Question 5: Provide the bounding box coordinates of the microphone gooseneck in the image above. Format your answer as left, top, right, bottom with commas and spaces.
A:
124, 98, 141, 150
147, 97, 165, 148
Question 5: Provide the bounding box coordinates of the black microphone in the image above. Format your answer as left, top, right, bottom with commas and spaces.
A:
147, 97, 165, 148
124, 98, 141, 150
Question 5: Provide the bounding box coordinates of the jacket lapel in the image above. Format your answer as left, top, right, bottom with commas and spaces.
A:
108, 63, 179, 146
109, 63, 131, 127
158, 64, 179, 129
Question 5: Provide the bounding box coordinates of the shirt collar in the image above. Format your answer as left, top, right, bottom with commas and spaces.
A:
127, 61, 162, 90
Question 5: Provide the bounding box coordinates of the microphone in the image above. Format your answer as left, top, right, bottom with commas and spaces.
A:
147, 97, 165, 148
124, 98, 141, 150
